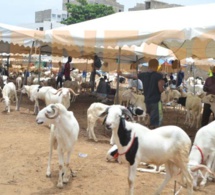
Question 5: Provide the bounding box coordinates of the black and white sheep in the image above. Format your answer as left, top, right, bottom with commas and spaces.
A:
100, 105, 193, 195
36, 103, 79, 188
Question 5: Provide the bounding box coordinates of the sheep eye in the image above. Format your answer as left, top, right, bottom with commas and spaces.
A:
47, 110, 52, 114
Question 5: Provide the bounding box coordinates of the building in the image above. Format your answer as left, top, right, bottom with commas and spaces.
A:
129, 0, 182, 11
19, 9, 67, 31
63, 0, 124, 12
35, 9, 67, 24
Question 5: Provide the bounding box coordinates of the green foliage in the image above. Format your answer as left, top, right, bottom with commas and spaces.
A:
61, 0, 115, 25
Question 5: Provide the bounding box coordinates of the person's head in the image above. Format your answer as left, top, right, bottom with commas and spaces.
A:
67, 56, 72, 63
148, 59, 159, 71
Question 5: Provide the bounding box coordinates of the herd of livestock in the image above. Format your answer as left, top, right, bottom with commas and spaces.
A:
0, 69, 215, 195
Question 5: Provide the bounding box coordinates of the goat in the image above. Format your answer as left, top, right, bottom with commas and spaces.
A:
0, 82, 18, 113
188, 120, 215, 189
36, 103, 79, 188
100, 105, 193, 195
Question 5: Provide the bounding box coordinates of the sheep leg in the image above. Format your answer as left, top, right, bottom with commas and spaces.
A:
87, 118, 98, 142
63, 151, 72, 184
155, 162, 172, 195
57, 150, 64, 188
34, 99, 40, 114
110, 132, 115, 145
200, 155, 214, 187
128, 163, 138, 195
46, 125, 55, 177
15, 93, 18, 111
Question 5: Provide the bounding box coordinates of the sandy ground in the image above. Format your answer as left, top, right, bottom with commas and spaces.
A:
0, 93, 214, 195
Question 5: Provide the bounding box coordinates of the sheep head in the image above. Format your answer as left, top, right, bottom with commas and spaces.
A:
100, 105, 134, 131
36, 104, 59, 124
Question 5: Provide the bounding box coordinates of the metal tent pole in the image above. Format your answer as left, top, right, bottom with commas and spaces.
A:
17, 41, 35, 111
116, 47, 121, 104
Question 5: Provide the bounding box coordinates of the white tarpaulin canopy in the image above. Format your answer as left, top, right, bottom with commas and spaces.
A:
42, 3, 215, 60
0, 23, 44, 54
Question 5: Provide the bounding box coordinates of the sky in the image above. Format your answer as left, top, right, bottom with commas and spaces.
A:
0, 0, 215, 26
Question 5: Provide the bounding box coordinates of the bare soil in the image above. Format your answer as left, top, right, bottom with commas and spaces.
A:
0, 93, 214, 195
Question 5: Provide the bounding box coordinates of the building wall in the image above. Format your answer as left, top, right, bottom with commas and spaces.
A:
128, 3, 145, 11
63, 0, 124, 12
145, 0, 182, 10
35, 9, 67, 23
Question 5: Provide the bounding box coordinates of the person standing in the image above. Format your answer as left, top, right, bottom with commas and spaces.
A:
176, 67, 184, 87
64, 56, 72, 81
119, 58, 165, 129
201, 66, 215, 127
56, 61, 64, 88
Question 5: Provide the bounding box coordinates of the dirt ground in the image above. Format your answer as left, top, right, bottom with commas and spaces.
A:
0, 93, 215, 195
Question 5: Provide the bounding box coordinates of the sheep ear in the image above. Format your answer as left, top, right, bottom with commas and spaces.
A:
122, 108, 134, 121
99, 107, 109, 118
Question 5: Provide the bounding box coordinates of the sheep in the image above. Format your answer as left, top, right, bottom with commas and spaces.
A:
202, 94, 215, 115
176, 94, 202, 129
36, 103, 79, 188
45, 87, 79, 109
100, 105, 193, 195
129, 93, 147, 124
114, 88, 133, 106
21, 85, 53, 114
188, 120, 215, 189
16, 76, 22, 90
0, 82, 18, 113
86, 102, 113, 144
22, 85, 79, 114
86, 102, 144, 144
63, 80, 80, 102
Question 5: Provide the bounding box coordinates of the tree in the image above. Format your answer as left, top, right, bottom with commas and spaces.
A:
62, 0, 115, 25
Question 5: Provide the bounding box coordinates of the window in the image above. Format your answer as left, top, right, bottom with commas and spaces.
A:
52, 14, 56, 18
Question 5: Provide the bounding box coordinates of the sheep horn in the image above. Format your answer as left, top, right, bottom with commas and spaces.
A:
68, 88, 79, 96
122, 108, 134, 121
53, 88, 62, 95
45, 105, 59, 119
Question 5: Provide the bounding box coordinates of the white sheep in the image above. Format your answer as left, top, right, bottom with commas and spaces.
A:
188, 120, 215, 189
22, 85, 78, 114
36, 103, 79, 188
86, 102, 113, 144
202, 94, 215, 115
45, 87, 79, 109
129, 93, 147, 124
16, 76, 22, 90
0, 82, 18, 113
100, 105, 193, 195
21, 85, 53, 114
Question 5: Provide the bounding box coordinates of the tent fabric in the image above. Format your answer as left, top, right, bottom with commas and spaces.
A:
42, 3, 215, 60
